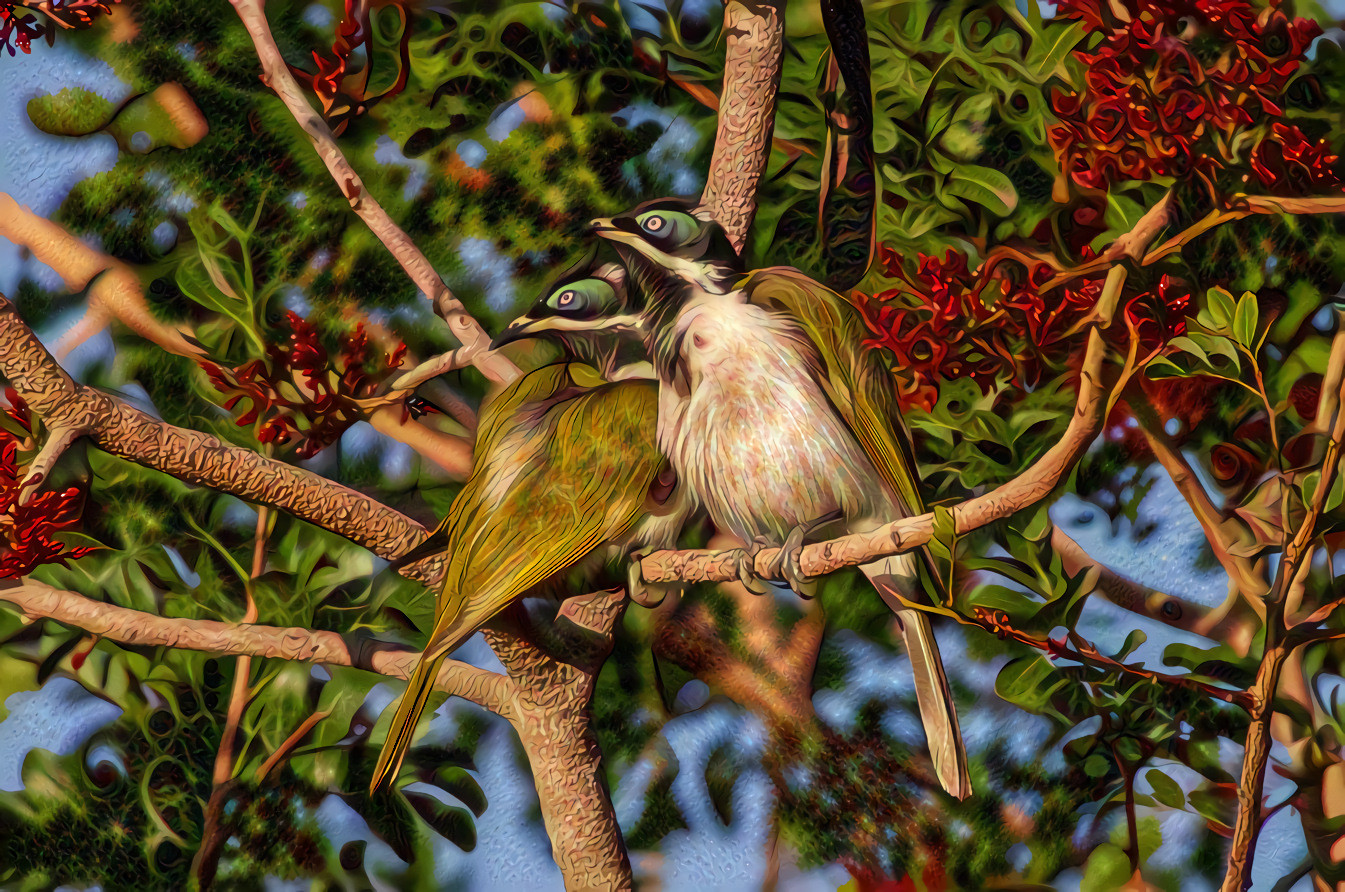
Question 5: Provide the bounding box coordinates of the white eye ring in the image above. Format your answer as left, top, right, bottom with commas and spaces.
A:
642, 215, 665, 233
558, 290, 575, 306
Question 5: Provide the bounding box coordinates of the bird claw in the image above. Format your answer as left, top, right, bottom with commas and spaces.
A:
736, 536, 777, 596
774, 510, 845, 599
628, 547, 674, 608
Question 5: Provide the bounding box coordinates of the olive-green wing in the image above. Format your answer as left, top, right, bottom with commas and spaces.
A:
739, 267, 925, 515
425, 363, 663, 659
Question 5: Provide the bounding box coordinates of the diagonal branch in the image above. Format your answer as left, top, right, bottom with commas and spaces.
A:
0, 292, 438, 578
1127, 389, 1265, 600
0, 579, 515, 718
227, 0, 518, 385
1050, 527, 1210, 632
0, 193, 204, 360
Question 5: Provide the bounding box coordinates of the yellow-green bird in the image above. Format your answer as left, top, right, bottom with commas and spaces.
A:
370, 261, 685, 793
495, 198, 971, 800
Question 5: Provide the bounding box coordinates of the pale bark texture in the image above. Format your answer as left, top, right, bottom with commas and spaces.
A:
697, 0, 787, 250
0, 579, 515, 715
0, 293, 431, 569
486, 591, 634, 891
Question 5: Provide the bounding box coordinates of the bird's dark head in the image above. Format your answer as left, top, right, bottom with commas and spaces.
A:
490, 252, 645, 357
590, 198, 742, 298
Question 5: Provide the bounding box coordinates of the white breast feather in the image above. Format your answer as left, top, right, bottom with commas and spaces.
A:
658, 293, 885, 543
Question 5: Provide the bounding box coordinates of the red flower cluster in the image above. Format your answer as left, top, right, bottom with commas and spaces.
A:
200, 313, 407, 459
0, 391, 96, 578
299, 0, 413, 135
0, 0, 117, 56
857, 246, 1189, 409
1048, 0, 1334, 191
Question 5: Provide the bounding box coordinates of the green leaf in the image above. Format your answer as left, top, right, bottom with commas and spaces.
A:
1113, 629, 1147, 661
944, 164, 1019, 215
1104, 191, 1146, 234
995, 655, 1071, 722
1080, 842, 1132, 892
1166, 336, 1208, 365
1233, 292, 1258, 348
1203, 287, 1237, 334
405, 792, 478, 851
1144, 356, 1190, 380
1083, 753, 1111, 777
1146, 769, 1186, 809
1030, 20, 1087, 80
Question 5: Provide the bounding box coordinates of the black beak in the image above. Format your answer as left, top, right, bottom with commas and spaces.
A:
490, 320, 533, 350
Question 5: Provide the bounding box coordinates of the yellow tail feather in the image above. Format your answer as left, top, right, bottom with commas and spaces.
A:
369, 652, 448, 794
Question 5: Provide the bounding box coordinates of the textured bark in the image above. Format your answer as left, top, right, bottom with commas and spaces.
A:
697, 0, 787, 250
0, 580, 515, 716
1220, 640, 1291, 892
1051, 527, 1211, 632
486, 591, 634, 892
0, 294, 432, 570
228, 0, 518, 385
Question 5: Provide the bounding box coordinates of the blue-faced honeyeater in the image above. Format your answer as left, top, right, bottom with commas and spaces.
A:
369, 260, 686, 794
495, 198, 972, 800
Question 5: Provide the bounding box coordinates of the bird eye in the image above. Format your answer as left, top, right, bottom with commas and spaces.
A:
636, 210, 700, 246
544, 278, 617, 315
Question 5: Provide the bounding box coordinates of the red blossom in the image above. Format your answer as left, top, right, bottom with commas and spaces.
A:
201, 313, 407, 459
0, 390, 96, 578
0, 0, 118, 56
859, 248, 1191, 408
1048, 0, 1334, 193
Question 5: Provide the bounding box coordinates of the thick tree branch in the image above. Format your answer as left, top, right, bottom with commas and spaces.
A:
0, 579, 515, 718
697, 0, 787, 250
485, 590, 635, 891
0, 292, 437, 576
1038, 192, 1345, 294
1220, 326, 1345, 892
227, 0, 518, 385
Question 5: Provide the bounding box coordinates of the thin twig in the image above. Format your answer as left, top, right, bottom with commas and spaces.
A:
227, 0, 518, 385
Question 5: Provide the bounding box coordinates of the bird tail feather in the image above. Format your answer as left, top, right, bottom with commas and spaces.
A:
862, 554, 972, 800
369, 650, 448, 794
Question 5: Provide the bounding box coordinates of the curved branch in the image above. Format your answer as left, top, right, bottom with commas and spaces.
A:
227, 0, 518, 385
697, 0, 787, 250
0, 580, 515, 718
1050, 527, 1210, 632
0, 293, 438, 580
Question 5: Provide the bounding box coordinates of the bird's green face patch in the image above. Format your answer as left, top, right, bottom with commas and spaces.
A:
635, 209, 702, 249
545, 278, 618, 318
